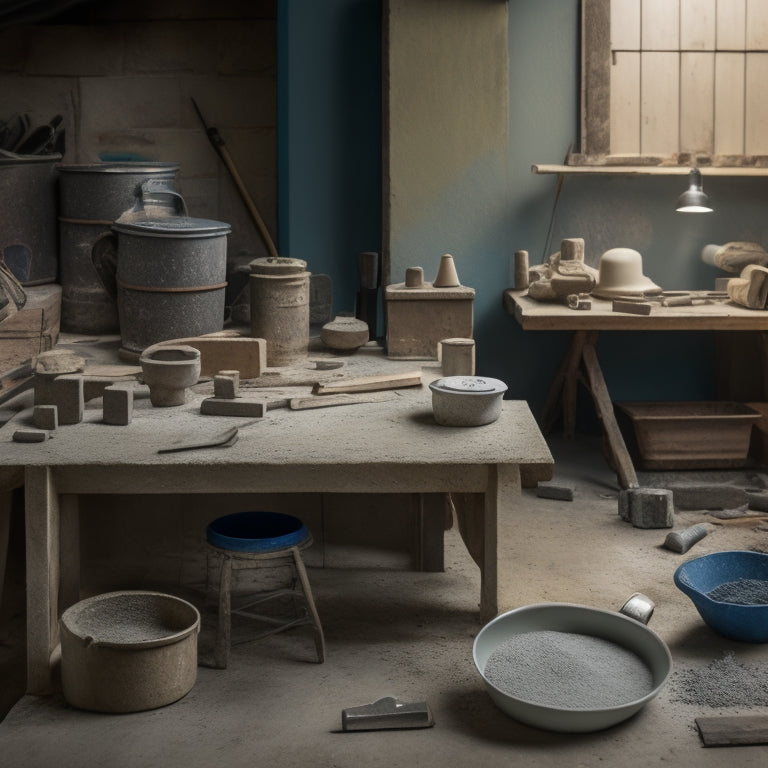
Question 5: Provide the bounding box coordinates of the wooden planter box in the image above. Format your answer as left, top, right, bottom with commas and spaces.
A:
615, 401, 762, 470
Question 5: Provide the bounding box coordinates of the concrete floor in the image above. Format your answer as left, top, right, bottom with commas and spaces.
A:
1, 435, 768, 767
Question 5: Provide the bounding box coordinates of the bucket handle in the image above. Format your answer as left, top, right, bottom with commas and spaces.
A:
133, 178, 188, 217
619, 592, 655, 625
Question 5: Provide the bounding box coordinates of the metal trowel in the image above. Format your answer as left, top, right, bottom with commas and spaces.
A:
341, 696, 434, 731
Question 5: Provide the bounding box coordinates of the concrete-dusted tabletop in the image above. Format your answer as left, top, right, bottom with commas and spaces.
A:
0, 336, 553, 695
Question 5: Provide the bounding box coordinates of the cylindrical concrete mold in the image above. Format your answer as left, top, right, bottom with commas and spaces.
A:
249, 257, 311, 366
60, 591, 200, 714
113, 189, 230, 358
0, 151, 61, 286
57, 162, 180, 333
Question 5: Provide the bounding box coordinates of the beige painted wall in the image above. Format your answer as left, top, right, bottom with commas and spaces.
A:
383, 0, 509, 286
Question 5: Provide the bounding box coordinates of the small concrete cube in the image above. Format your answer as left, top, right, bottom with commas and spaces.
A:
51, 374, 84, 425
619, 487, 674, 529
103, 385, 134, 426
214, 373, 239, 399
33, 404, 58, 431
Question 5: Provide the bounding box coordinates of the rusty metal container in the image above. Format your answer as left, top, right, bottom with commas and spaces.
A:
249, 257, 311, 366
113, 185, 230, 358
57, 161, 180, 333
0, 150, 61, 285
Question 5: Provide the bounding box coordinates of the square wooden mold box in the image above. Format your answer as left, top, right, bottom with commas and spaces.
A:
615, 401, 762, 470
385, 282, 474, 359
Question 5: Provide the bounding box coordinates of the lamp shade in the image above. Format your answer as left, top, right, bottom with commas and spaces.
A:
676, 168, 712, 213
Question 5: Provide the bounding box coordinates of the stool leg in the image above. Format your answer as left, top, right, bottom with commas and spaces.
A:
291, 547, 325, 663
214, 555, 233, 669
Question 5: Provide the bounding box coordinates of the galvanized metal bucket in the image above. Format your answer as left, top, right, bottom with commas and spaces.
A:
113, 184, 230, 357
0, 149, 61, 285
57, 161, 180, 333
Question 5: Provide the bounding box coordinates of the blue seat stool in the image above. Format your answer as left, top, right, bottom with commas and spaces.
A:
205, 511, 325, 668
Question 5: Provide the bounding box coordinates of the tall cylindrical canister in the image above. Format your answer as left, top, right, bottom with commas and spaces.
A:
249, 257, 311, 366
57, 162, 180, 334
0, 151, 61, 286
113, 191, 230, 359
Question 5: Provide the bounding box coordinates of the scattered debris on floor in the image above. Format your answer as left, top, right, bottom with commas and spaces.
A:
669, 651, 768, 708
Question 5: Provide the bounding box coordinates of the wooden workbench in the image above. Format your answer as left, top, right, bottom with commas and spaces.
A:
504, 289, 768, 489
0, 345, 553, 695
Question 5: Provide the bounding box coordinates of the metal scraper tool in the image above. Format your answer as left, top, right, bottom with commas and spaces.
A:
341, 696, 434, 731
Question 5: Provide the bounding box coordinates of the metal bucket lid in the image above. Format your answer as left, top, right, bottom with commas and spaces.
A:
249, 256, 307, 275
58, 161, 180, 174
112, 215, 231, 239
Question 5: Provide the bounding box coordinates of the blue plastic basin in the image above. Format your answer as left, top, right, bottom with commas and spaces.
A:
206, 511, 309, 553
674, 550, 768, 643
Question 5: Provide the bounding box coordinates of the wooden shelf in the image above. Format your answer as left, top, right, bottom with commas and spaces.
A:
532, 164, 768, 177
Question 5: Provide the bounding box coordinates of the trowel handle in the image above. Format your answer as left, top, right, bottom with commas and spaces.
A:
135, 178, 188, 216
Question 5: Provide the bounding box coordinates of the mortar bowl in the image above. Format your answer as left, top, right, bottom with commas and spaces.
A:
674, 550, 768, 642
140, 344, 201, 406
473, 599, 672, 733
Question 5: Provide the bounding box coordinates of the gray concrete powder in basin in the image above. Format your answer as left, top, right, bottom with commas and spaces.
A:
707, 578, 768, 604
483, 630, 654, 709
67, 594, 193, 645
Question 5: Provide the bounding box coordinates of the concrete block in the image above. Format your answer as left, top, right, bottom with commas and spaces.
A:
619, 488, 674, 529
560, 238, 585, 261
122, 22, 215, 74
33, 405, 58, 431
537, 482, 575, 501
612, 300, 652, 315
23, 25, 124, 76
214, 374, 239, 399
216, 20, 277, 75
13, 429, 48, 443
103, 386, 134, 426
52, 375, 84, 425
200, 397, 266, 417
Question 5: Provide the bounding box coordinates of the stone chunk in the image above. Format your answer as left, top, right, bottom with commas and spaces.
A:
619, 487, 674, 529
537, 482, 575, 501
612, 300, 652, 315
103, 385, 134, 426
33, 404, 58, 431
13, 429, 48, 443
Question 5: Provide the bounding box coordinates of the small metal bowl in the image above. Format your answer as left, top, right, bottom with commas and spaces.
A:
674, 550, 768, 643
428, 375, 507, 427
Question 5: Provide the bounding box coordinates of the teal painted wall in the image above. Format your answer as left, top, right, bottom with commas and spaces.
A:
280, 0, 768, 427
278, 0, 382, 319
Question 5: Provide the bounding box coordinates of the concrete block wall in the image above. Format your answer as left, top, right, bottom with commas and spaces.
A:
0, 0, 278, 286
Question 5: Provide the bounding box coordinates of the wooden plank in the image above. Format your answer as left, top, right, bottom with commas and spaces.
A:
532, 164, 768, 175
714, 53, 745, 155
641, 0, 679, 50
582, 0, 612, 155
680, 51, 715, 153
680, 0, 716, 50
717, 0, 746, 50
746, 0, 768, 49
696, 714, 768, 746
745, 53, 768, 154
610, 51, 641, 154
581, 342, 639, 489
641, 52, 680, 155
610, 0, 640, 50
312, 370, 422, 395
